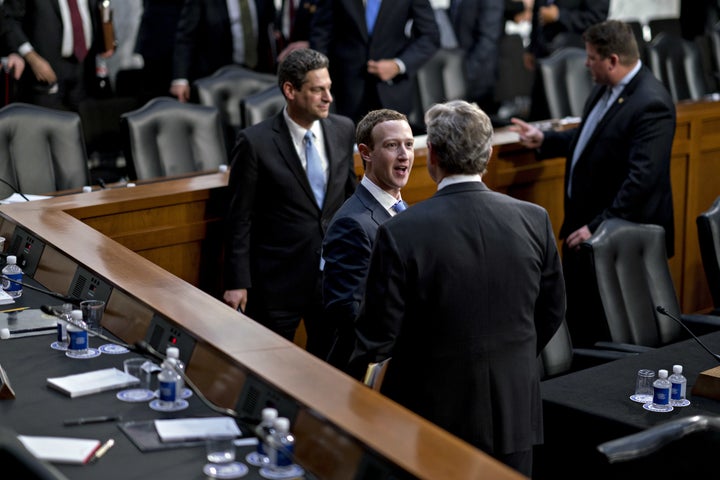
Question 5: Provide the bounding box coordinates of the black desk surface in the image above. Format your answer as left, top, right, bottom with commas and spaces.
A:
0, 291, 277, 480
537, 331, 720, 478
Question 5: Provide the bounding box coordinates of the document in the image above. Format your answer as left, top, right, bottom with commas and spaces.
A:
47, 368, 139, 398
154, 417, 242, 442
18, 435, 101, 464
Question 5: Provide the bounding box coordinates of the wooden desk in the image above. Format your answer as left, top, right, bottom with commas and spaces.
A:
360, 100, 720, 314
0, 177, 523, 480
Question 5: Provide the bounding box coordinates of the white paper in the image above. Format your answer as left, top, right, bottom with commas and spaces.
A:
154, 417, 241, 442
47, 368, 139, 397
0, 193, 52, 204
18, 435, 101, 464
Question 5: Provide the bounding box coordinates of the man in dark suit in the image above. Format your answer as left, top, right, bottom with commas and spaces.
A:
322, 108, 413, 369
309, 0, 440, 123
525, 0, 609, 120
274, 0, 318, 64
4, 0, 113, 111
170, 0, 276, 102
0, 4, 25, 85
223, 48, 357, 359
350, 100, 565, 477
511, 20, 676, 347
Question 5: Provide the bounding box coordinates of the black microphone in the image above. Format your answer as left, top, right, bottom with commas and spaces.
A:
656, 305, 720, 363
0, 177, 29, 202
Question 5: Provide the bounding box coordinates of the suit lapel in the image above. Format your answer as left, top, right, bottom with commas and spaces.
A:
356, 184, 392, 224
272, 113, 320, 208
348, 0, 370, 41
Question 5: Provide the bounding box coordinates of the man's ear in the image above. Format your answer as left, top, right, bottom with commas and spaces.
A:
358, 143, 371, 161
282, 81, 295, 100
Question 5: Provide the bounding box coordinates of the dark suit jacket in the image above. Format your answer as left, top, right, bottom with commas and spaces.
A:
310, 0, 440, 122
224, 111, 357, 311
322, 183, 392, 368
449, 0, 505, 104
540, 66, 676, 256
173, 0, 276, 82
528, 0, 609, 58
351, 181, 565, 455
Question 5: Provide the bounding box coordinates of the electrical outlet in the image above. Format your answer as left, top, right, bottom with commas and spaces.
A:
69, 266, 113, 303
145, 314, 196, 365
8, 227, 45, 276
235, 375, 298, 423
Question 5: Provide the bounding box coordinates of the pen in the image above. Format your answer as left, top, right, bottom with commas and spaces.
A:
0, 306, 30, 313
64, 415, 122, 426
90, 439, 114, 463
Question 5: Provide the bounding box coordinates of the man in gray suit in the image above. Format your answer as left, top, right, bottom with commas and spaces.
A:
350, 100, 565, 477
223, 48, 357, 359
322, 108, 414, 369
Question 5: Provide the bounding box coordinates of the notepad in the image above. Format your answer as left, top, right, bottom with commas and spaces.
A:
18, 435, 101, 464
47, 368, 139, 398
154, 417, 241, 442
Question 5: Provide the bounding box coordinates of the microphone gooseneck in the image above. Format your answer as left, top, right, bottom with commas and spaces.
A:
0, 177, 29, 201
1, 275, 83, 305
656, 305, 720, 363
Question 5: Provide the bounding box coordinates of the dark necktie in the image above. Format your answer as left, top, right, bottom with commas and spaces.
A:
304, 130, 325, 208
392, 200, 408, 213
239, 0, 257, 68
67, 0, 88, 62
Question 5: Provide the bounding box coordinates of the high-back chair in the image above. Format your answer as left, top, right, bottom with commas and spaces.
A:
647, 32, 711, 102
239, 85, 285, 129
583, 218, 720, 348
0, 103, 91, 198
698, 196, 720, 315
537, 47, 593, 119
120, 98, 227, 181
194, 65, 277, 153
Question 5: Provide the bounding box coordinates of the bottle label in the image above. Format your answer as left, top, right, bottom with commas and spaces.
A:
671, 381, 686, 400
276, 442, 293, 467
159, 379, 177, 402
67, 327, 88, 351
2, 272, 21, 293
653, 385, 670, 405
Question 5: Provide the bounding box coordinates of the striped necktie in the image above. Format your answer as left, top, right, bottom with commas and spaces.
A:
239, 0, 257, 68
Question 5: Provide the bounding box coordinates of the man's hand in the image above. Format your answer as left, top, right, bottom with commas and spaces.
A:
539, 4, 559, 25
223, 288, 248, 312
25, 51, 56, 84
6, 53, 25, 80
277, 41, 309, 63
367, 59, 400, 82
509, 117, 544, 149
565, 225, 592, 250
170, 83, 190, 102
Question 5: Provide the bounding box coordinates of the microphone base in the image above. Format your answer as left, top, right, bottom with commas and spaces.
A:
691, 365, 720, 400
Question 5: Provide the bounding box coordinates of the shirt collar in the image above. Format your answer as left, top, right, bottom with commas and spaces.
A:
438, 174, 483, 191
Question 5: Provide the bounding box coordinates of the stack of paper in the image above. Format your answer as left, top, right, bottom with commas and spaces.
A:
154, 417, 241, 442
47, 368, 139, 398
18, 435, 101, 464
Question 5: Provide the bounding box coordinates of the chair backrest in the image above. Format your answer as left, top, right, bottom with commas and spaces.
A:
408, 48, 467, 132
539, 320, 575, 379
647, 32, 710, 102
583, 218, 683, 348
648, 17, 682, 41
0, 103, 91, 198
194, 65, 277, 151
120, 98, 227, 181
697, 196, 720, 312
240, 85, 285, 129
537, 47, 593, 119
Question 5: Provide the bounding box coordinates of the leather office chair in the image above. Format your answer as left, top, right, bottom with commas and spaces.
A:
120, 98, 228, 181
537, 47, 593, 119
194, 65, 277, 153
647, 32, 711, 102
583, 218, 720, 349
647, 17, 682, 41
0, 103, 91, 198
698, 196, 720, 315
239, 85, 285, 129
407, 48, 467, 132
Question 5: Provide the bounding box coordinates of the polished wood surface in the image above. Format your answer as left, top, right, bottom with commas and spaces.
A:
358, 100, 720, 314
0, 177, 524, 480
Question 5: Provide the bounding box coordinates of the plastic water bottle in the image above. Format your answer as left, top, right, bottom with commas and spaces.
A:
256, 407, 278, 460
651, 369, 673, 412
669, 364, 688, 406
268, 417, 295, 474
2, 255, 23, 297
157, 357, 181, 408
166, 347, 185, 393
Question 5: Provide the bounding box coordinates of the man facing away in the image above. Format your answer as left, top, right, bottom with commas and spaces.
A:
322, 108, 414, 370
350, 100, 565, 477
223, 48, 357, 359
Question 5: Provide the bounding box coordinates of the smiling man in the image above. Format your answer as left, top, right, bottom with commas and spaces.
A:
322, 109, 414, 369
223, 48, 357, 359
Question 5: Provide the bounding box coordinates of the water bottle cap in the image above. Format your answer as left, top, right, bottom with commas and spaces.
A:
261, 407, 278, 420
166, 346, 179, 358
71, 310, 83, 321
274, 417, 290, 433
658, 369, 668, 378
673, 365, 683, 374
6, 255, 16, 264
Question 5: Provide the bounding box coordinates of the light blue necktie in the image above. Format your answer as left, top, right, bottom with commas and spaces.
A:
366, 0, 381, 35
392, 200, 408, 213
568, 87, 613, 197
304, 130, 325, 208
